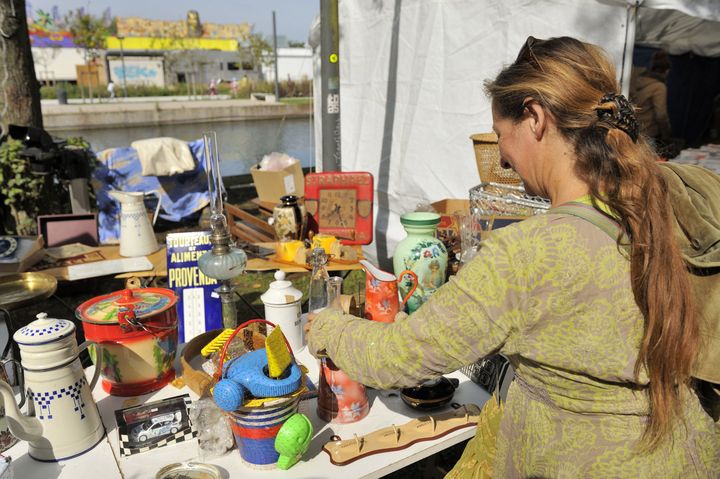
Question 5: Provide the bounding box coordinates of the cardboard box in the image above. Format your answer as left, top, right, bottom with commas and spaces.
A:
432, 198, 469, 236
431, 199, 470, 254
431, 198, 527, 250
250, 161, 305, 204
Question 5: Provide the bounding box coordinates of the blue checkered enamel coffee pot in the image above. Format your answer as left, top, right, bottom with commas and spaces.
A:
0, 312, 105, 461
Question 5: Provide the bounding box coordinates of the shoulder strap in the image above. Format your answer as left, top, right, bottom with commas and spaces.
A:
550, 201, 628, 250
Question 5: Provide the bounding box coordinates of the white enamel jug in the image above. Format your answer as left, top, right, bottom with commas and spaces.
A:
0, 313, 105, 461
109, 190, 158, 257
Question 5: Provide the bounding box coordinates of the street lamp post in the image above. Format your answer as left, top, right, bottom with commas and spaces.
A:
117, 35, 128, 98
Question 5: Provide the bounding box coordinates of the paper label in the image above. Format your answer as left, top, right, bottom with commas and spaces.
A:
284, 174, 296, 194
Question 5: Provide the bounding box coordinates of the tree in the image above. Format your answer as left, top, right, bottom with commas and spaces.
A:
63, 8, 114, 102
244, 33, 274, 71
0, 0, 43, 133
288, 40, 305, 48
63, 7, 114, 63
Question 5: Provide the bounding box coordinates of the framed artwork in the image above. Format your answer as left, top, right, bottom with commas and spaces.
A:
304, 172, 374, 245
115, 394, 196, 456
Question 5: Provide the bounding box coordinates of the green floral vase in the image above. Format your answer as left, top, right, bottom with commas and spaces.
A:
393, 212, 448, 314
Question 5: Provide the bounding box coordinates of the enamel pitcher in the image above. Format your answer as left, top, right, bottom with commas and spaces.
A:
0, 313, 105, 461
109, 190, 158, 257
359, 260, 418, 323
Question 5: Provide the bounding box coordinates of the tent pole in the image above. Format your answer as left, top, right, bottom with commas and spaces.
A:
320, 0, 341, 172
620, 1, 640, 96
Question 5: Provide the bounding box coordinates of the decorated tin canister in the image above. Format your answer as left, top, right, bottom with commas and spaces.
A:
75, 288, 178, 396
317, 358, 369, 424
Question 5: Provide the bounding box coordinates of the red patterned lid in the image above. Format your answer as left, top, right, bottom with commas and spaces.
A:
75, 288, 177, 325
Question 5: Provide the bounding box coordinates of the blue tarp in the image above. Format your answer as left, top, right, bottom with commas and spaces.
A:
92, 139, 210, 244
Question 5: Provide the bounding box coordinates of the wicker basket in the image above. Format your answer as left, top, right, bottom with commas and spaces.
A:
470, 133, 522, 185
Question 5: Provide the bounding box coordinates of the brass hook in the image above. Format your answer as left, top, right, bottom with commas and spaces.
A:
353, 434, 363, 453
391, 424, 400, 444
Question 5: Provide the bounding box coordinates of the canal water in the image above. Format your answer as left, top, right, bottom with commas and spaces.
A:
49, 117, 315, 177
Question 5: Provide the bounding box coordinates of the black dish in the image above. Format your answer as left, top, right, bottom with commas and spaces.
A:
400, 377, 460, 410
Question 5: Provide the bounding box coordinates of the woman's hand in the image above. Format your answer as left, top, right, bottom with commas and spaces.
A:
304, 309, 330, 358
303, 310, 317, 338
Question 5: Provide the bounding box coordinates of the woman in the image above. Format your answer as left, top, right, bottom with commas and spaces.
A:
307, 37, 719, 477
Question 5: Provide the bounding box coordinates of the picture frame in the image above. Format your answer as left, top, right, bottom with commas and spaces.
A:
304, 172, 374, 245
37, 213, 98, 248
115, 394, 196, 456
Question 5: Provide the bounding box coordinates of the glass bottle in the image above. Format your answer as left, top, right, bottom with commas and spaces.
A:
307, 248, 330, 321
326, 276, 343, 312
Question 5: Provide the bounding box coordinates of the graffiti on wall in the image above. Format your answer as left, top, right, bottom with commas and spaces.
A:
109, 60, 165, 86
26, 4, 77, 47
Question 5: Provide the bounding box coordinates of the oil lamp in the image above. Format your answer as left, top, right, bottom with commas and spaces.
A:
197, 131, 247, 329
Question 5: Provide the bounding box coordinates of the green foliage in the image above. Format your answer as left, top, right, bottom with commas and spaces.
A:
0, 137, 96, 235
64, 8, 113, 61
0, 139, 46, 234
244, 33, 274, 69
287, 41, 306, 48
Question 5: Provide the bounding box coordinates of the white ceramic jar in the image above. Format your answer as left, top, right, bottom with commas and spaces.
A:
260, 271, 304, 352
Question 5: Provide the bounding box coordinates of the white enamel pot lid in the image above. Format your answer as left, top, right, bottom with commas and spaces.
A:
15, 312, 76, 346
260, 271, 303, 305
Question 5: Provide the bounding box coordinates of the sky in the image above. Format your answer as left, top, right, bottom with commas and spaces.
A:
25, 0, 319, 43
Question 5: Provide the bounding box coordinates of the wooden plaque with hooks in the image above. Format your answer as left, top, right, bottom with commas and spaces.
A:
322, 403, 481, 466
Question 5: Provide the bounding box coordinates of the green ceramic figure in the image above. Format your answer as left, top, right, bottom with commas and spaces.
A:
275, 413, 313, 470
393, 212, 448, 313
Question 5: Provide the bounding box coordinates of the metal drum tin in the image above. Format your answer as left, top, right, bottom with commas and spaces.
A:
155, 462, 222, 479
76, 288, 178, 396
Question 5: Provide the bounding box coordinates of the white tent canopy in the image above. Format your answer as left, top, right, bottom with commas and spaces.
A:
635, 6, 720, 57
312, 0, 719, 265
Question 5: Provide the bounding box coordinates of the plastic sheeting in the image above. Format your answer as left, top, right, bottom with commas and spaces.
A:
324, 0, 628, 265
92, 139, 210, 244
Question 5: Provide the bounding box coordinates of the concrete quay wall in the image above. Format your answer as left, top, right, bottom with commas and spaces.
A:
41, 99, 313, 130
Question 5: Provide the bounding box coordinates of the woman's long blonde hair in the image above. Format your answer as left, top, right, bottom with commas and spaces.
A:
486, 37, 698, 450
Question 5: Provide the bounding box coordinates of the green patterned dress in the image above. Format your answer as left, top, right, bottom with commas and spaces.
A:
308, 211, 720, 478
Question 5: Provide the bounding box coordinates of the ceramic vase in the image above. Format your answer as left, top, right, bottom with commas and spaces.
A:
272, 195, 306, 241
393, 212, 448, 314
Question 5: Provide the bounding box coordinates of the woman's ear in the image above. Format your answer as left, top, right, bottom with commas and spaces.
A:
523, 98, 547, 141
